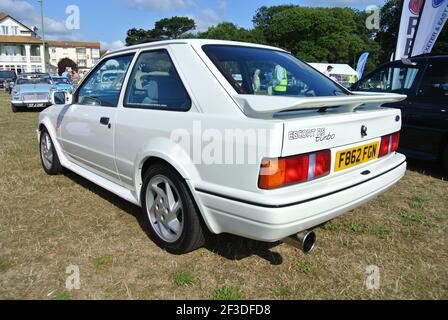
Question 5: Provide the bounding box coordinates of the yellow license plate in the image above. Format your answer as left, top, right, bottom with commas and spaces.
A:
335, 142, 380, 172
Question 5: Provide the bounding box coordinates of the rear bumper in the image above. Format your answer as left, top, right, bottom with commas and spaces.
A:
195, 154, 406, 242
11, 100, 52, 107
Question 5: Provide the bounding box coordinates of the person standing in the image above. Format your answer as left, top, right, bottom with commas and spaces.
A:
71, 69, 80, 84
324, 65, 334, 78
62, 67, 71, 80
253, 69, 261, 94
272, 64, 288, 95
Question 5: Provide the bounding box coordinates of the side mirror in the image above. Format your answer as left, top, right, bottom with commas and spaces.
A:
52, 91, 73, 105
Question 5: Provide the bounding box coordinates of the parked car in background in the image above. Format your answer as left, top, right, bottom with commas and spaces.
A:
39, 40, 406, 254
11, 73, 56, 113
351, 55, 448, 173
0, 70, 17, 93
51, 76, 74, 93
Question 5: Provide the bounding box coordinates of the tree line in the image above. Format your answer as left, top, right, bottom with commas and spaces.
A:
125, 1, 447, 73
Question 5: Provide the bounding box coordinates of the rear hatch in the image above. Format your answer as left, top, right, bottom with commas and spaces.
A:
235, 93, 405, 178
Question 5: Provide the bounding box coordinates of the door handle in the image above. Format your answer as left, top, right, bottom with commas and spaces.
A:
100, 117, 111, 128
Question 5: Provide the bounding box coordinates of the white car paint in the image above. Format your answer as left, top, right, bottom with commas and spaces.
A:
38, 39, 407, 242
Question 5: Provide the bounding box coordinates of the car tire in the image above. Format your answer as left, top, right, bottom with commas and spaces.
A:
141, 163, 206, 254
39, 128, 63, 175
11, 104, 19, 113
443, 145, 448, 175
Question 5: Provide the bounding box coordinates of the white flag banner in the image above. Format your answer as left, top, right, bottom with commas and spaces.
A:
395, 0, 425, 59
411, 0, 448, 56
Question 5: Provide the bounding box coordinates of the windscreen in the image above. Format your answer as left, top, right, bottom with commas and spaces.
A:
202, 45, 348, 97
17, 76, 52, 85
53, 77, 70, 84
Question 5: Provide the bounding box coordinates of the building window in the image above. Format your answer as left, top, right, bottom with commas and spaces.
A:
30, 46, 41, 56
3, 46, 17, 56
11, 26, 18, 35
78, 59, 87, 67
1, 26, 9, 35
31, 65, 42, 73
51, 48, 56, 53
92, 48, 100, 58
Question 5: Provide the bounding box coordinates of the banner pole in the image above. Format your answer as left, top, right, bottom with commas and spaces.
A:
393, 0, 406, 61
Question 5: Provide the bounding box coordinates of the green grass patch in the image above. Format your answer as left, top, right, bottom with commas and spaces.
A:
400, 226, 423, 237
347, 222, 367, 234
54, 292, 71, 300
212, 287, 243, 300
276, 284, 295, 297
400, 210, 427, 225
322, 221, 338, 231
296, 261, 316, 273
372, 226, 391, 238
409, 196, 426, 210
93, 255, 113, 269
174, 272, 193, 286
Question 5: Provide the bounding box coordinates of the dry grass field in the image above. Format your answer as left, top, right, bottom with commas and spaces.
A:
0, 92, 447, 300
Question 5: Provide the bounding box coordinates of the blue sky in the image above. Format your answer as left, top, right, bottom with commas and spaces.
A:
0, 0, 384, 50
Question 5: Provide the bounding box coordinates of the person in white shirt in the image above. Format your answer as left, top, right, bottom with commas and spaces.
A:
324, 65, 334, 78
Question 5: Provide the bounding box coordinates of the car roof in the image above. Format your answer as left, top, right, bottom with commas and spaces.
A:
104, 39, 289, 57
377, 54, 448, 69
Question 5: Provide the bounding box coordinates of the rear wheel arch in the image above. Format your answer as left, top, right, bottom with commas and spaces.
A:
139, 157, 189, 185
135, 151, 200, 196
138, 156, 212, 226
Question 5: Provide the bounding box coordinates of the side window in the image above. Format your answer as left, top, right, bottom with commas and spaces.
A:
418, 62, 448, 99
77, 54, 134, 107
124, 50, 191, 111
358, 66, 419, 93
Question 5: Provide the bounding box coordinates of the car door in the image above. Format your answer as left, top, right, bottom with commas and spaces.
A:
402, 60, 448, 159
114, 49, 193, 189
59, 54, 135, 183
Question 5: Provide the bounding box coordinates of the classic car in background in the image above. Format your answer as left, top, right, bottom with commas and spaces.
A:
11, 73, 56, 113
51, 76, 74, 93
0, 70, 17, 93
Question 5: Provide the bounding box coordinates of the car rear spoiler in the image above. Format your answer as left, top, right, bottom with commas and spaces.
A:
233, 92, 407, 118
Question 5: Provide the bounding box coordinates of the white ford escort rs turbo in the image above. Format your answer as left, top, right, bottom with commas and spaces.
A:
38, 39, 407, 254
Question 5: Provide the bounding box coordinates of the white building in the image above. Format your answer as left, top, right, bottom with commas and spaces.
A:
0, 12, 45, 73
48, 41, 101, 71
0, 12, 101, 75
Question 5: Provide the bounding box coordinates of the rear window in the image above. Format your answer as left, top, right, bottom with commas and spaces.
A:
202, 45, 348, 97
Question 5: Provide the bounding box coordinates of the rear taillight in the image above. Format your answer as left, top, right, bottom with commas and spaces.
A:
259, 150, 331, 190
379, 132, 400, 158
379, 135, 390, 158
391, 132, 400, 152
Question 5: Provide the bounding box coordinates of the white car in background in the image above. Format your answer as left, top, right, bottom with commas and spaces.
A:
38, 39, 407, 254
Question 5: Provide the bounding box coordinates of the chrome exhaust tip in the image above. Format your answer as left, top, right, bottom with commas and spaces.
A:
282, 230, 316, 254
